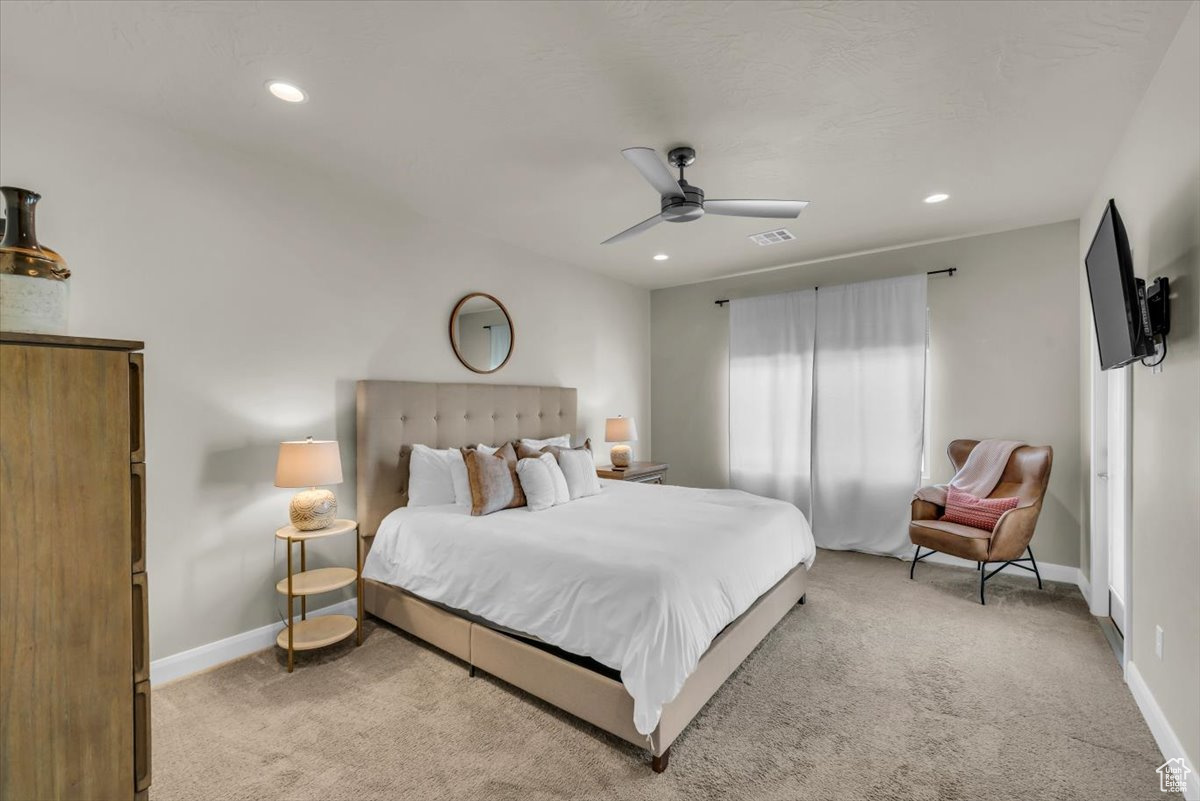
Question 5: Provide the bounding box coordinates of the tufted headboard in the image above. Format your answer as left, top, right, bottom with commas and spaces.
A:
356, 381, 578, 538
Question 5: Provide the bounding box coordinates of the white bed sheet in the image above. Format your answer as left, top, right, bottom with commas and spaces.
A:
362, 479, 816, 735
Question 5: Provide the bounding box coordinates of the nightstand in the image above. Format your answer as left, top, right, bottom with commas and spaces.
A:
597, 461, 669, 484
275, 518, 362, 672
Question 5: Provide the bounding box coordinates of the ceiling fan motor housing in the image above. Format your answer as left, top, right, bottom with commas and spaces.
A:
662, 181, 705, 222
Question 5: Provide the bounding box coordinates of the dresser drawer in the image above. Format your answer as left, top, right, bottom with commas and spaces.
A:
134, 679, 152, 793
131, 463, 147, 574
132, 572, 150, 684
129, 353, 145, 463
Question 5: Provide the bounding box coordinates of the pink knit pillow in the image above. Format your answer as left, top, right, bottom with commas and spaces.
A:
941, 488, 1019, 532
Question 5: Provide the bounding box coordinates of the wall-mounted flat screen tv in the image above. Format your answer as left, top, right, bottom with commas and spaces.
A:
1085, 199, 1153, 370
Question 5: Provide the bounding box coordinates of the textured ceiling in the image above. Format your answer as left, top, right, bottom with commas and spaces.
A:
0, 1, 1189, 288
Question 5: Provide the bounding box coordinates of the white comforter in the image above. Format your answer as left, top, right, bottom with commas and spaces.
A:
362, 479, 816, 735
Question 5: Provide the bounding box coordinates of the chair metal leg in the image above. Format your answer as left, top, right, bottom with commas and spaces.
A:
979, 562, 987, 605
1027, 546, 1043, 589
910, 546, 920, 580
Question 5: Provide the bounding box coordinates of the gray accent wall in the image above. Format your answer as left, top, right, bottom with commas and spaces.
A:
651, 221, 1082, 568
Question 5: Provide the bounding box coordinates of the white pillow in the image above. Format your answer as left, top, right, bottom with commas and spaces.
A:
555, 448, 602, 500
520, 434, 570, 450
448, 449, 471, 508
545, 456, 571, 505
475, 443, 500, 455
409, 444, 468, 507
516, 453, 571, 512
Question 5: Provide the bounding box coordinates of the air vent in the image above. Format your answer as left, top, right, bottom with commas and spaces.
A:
748, 228, 795, 246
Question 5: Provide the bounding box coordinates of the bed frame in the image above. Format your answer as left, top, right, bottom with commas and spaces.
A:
356, 380, 808, 772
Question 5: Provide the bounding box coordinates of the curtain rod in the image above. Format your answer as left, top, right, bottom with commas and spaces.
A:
712, 267, 956, 306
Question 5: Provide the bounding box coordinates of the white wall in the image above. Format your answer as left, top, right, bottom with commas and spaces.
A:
1079, 2, 1199, 771
0, 82, 651, 661
651, 221, 1083, 567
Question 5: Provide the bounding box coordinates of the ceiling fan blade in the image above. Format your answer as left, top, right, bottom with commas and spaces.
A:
621, 148, 684, 199
601, 213, 664, 245
705, 199, 809, 219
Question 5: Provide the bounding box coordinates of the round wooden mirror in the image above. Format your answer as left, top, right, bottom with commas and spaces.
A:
449, 292, 514, 374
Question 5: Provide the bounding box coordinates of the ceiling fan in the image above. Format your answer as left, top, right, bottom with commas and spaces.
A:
602, 146, 809, 245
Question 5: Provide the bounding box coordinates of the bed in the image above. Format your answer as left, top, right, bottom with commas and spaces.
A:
356, 380, 815, 771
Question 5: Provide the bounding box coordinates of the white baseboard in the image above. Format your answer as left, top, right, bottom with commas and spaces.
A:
1077, 570, 1093, 610
1127, 661, 1199, 800
921, 551, 1085, 595
149, 598, 357, 687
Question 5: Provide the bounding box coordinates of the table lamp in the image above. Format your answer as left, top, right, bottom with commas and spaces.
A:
604, 416, 638, 469
275, 437, 343, 530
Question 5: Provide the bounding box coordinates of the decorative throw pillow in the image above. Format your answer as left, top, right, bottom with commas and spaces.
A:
516, 453, 571, 512
462, 444, 526, 516
941, 488, 1020, 532
555, 447, 602, 500
408, 444, 459, 507
518, 437, 593, 461
491, 441, 520, 466
397, 444, 414, 505
516, 442, 542, 460
520, 434, 571, 451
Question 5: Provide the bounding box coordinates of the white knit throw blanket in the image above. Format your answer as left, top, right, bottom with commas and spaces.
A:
914, 439, 1026, 506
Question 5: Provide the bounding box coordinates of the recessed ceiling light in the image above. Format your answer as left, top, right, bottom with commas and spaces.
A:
266, 80, 307, 103
924, 193, 949, 204
653, 254, 669, 261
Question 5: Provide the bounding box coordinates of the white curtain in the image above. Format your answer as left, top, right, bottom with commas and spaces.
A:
728, 275, 927, 557
811, 274, 927, 556
729, 290, 817, 518
489, 323, 511, 369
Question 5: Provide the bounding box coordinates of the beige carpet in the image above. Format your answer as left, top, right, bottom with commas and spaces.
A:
151, 550, 1164, 800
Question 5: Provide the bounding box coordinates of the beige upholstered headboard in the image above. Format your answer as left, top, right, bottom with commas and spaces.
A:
356, 381, 578, 538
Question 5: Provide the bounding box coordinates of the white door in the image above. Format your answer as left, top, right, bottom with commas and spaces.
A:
1089, 327, 1132, 668
1090, 346, 1110, 619
1107, 367, 1131, 636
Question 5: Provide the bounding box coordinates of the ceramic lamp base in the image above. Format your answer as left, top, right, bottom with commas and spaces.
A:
610, 444, 632, 468
289, 488, 337, 531
0, 273, 69, 334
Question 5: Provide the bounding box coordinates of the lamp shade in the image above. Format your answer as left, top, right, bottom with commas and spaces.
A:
274, 439, 343, 488
604, 416, 639, 443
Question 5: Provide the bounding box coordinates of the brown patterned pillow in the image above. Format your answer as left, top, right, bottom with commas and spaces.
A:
516, 442, 544, 460
539, 438, 591, 460
397, 444, 414, 506
462, 443, 526, 516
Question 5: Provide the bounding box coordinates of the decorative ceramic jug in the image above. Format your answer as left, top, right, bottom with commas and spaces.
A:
0, 187, 71, 334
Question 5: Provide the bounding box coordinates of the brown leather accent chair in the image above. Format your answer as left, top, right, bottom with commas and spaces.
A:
910, 440, 1053, 604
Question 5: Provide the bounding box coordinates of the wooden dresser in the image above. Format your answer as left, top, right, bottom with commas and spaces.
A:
0, 332, 150, 801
